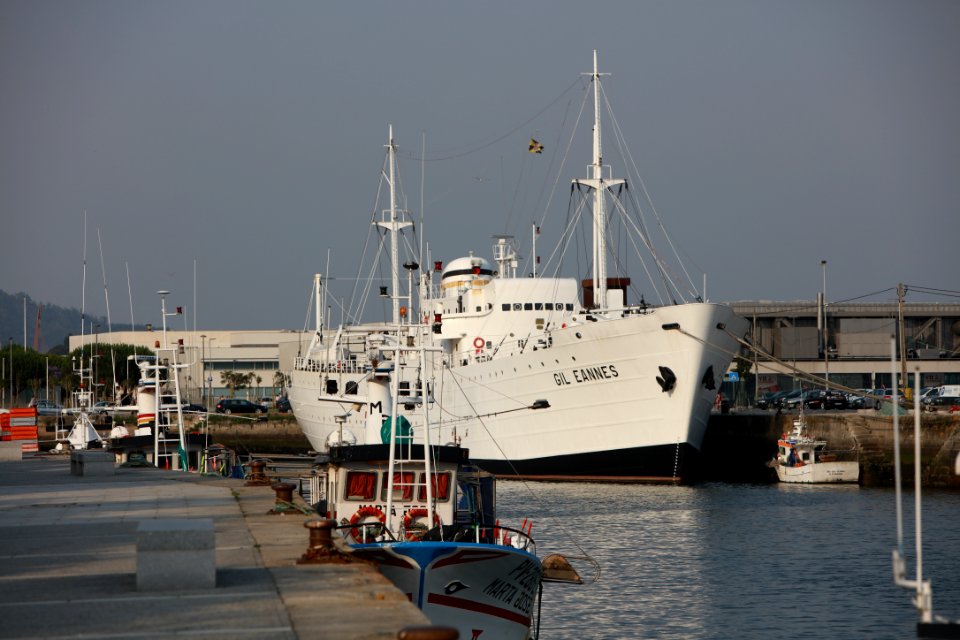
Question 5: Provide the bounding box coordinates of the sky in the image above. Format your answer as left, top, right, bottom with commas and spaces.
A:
1, 0, 958, 331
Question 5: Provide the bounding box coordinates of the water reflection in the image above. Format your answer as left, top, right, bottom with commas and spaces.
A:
495, 481, 960, 639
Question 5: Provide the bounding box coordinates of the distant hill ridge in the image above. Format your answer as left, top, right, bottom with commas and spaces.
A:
0, 289, 134, 354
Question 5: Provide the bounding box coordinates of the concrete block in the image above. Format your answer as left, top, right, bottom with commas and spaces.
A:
137, 518, 216, 591
69, 450, 116, 476
0, 441, 22, 461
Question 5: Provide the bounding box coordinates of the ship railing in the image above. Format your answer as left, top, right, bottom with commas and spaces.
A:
332, 521, 536, 553
295, 356, 370, 375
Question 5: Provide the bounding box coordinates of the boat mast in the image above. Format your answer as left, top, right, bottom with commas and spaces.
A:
376, 126, 412, 326
574, 51, 623, 309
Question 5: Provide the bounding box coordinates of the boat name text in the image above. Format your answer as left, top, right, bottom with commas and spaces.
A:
553, 364, 619, 386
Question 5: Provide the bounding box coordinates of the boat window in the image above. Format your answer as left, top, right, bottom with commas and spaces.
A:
513, 303, 522, 310
524, 303, 533, 311
325, 379, 338, 394
344, 471, 378, 501
535, 303, 543, 311
545, 303, 554, 310
345, 380, 358, 395
502, 304, 510, 311
565, 303, 574, 311
417, 472, 452, 502
381, 471, 415, 501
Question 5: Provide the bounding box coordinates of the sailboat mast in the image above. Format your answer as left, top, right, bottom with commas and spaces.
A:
388, 127, 401, 326
591, 50, 606, 308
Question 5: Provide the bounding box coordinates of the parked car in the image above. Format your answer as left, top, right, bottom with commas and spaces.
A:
275, 396, 291, 413
778, 390, 803, 409
33, 400, 63, 416
182, 403, 207, 413
755, 391, 788, 410
783, 390, 817, 410
923, 396, 960, 412
258, 397, 273, 408
91, 401, 112, 414
215, 398, 265, 415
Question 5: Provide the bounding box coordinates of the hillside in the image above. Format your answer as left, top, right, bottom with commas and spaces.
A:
0, 289, 127, 354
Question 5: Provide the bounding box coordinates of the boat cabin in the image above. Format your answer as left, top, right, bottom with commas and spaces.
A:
311, 444, 497, 542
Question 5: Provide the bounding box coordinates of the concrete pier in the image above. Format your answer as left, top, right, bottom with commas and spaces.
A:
0, 455, 428, 639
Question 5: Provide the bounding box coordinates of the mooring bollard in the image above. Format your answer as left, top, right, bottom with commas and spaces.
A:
244, 459, 271, 486
397, 626, 459, 640
268, 481, 300, 514
298, 518, 353, 564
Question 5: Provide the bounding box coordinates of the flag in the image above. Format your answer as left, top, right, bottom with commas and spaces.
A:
528, 138, 544, 154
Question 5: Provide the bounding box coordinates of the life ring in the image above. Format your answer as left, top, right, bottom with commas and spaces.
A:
349, 505, 386, 541
473, 337, 485, 350
402, 508, 441, 540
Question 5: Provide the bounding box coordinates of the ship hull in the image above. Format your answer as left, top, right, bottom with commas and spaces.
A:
289, 302, 746, 481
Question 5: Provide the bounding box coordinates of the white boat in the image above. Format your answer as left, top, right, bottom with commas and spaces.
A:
310, 336, 578, 639
775, 415, 859, 484
288, 51, 747, 482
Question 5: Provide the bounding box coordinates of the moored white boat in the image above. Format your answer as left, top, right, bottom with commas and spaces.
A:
775, 416, 859, 484
288, 51, 747, 482
308, 336, 579, 639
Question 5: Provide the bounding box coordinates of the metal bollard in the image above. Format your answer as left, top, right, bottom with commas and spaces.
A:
268, 482, 299, 514
297, 519, 353, 564
244, 459, 271, 486
397, 626, 459, 640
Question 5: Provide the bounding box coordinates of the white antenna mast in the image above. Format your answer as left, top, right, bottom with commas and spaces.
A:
574, 51, 623, 309
375, 126, 413, 325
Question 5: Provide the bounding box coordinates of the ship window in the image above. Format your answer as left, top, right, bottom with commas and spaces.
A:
502, 304, 510, 311
344, 471, 378, 501
325, 379, 338, 394
565, 303, 574, 311
513, 303, 522, 310
345, 380, 358, 395
476, 306, 482, 312
524, 303, 533, 311
418, 472, 452, 501
381, 471, 415, 501
535, 303, 543, 311
545, 303, 554, 310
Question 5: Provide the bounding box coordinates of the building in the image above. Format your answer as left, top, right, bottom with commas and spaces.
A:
70, 300, 960, 407
69, 329, 310, 407
732, 301, 960, 394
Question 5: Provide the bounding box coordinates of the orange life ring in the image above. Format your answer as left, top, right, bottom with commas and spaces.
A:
402, 508, 441, 540
349, 505, 386, 541
473, 337, 485, 350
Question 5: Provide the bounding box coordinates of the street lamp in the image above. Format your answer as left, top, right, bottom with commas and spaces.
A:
9, 337, 13, 407
200, 334, 207, 408
207, 337, 216, 405
821, 260, 829, 390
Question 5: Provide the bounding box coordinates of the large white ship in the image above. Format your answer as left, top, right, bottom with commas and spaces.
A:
288, 52, 748, 481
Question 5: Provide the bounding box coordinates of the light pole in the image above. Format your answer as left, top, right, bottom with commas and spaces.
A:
208, 337, 216, 406
821, 260, 829, 390
200, 334, 207, 408
9, 337, 13, 406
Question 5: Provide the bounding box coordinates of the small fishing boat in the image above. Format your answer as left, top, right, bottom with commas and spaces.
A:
309, 333, 580, 639
774, 414, 859, 484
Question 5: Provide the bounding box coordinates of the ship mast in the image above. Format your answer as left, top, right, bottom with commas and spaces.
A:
574, 50, 624, 309
376, 126, 413, 325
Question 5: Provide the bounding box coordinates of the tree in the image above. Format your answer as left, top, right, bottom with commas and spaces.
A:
273, 370, 288, 395
219, 371, 252, 398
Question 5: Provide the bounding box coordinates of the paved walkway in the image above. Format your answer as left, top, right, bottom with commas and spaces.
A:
0, 455, 427, 639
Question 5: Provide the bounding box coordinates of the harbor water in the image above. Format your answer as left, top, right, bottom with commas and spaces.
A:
496, 481, 960, 639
